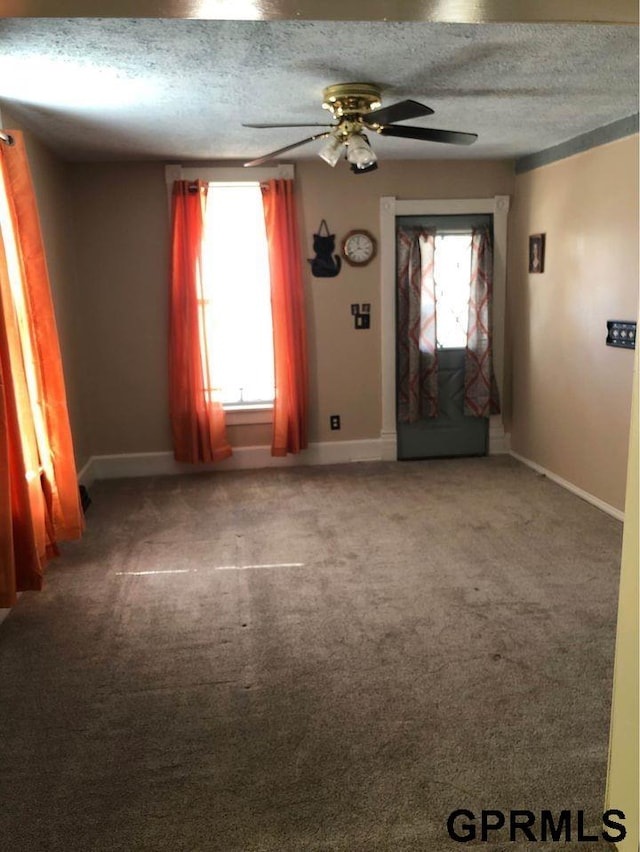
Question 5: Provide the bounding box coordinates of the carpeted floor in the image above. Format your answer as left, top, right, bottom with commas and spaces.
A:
0, 457, 624, 851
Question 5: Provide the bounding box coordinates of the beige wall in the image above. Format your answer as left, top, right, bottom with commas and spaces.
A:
69, 158, 514, 455
69, 163, 172, 457
1, 106, 90, 469
508, 135, 639, 511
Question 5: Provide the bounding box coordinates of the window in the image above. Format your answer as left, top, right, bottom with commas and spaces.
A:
200, 183, 274, 408
166, 164, 294, 416
433, 232, 472, 349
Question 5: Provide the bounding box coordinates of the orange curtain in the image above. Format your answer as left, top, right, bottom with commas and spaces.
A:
261, 179, 308, 457
0, 131, 83, 608
169, 180, 232, 464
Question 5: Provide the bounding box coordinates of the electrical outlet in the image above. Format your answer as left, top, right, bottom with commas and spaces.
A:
330, 415, 341, 430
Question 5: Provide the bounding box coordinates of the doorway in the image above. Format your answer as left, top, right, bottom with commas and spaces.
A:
396, 214, 493, 460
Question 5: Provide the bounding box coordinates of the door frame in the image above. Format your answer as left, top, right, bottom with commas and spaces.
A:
379, 195, 511, 459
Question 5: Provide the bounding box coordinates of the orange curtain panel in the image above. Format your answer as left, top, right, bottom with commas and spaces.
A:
169, 180, 232, 464
0, 131, 83, 608
261, 179, 308, 457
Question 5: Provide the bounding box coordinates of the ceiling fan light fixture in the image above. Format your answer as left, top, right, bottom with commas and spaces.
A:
244, 84, 476, 169
346, 133, 377, 169
318, 134, 343, 167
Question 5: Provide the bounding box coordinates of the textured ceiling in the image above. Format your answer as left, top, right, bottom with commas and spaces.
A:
0, 17, 637, 163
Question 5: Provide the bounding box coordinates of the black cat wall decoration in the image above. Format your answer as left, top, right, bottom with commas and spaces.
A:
308, 219, 341, 278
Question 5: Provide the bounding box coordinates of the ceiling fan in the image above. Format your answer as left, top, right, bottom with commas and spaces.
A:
243, 82, 477, 173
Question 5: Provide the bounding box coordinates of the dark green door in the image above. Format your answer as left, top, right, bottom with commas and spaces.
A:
397, 348, 488, 459
396, 214, 492, 460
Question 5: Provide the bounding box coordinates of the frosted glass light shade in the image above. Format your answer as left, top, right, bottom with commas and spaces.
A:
318, 135, 343, 167
346, 133, 377, 168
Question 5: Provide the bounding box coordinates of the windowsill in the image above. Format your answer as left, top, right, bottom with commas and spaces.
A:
224, 405, 273, 426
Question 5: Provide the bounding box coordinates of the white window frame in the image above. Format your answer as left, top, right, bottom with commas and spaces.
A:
165, 164, 294, 425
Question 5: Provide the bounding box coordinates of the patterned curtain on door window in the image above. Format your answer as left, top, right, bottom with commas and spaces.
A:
396, 227, 438, 422
464, 226, 501, 417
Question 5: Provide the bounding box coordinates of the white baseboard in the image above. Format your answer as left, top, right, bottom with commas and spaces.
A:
78, 438, 386, 486
78, 428, 515, 487
489, 420, 511, 455
76, 458, 93, 487
510, 450, 624, 522
379, 430, 398, 461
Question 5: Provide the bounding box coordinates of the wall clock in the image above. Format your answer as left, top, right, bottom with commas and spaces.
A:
342, 230, 377, 267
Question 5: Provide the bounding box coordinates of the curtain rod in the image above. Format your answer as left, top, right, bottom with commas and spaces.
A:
1, 131, 15, 146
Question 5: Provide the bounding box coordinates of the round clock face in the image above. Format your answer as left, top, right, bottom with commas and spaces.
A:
342, 230, 377, 266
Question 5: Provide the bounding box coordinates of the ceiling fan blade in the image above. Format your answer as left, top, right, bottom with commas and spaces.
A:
244, 132, 331, 167
243, 122, 332, 128
364, 99, 434, 126
378, 125, 478, 145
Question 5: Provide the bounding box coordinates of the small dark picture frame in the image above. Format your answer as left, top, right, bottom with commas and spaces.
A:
529, 234, 545, 273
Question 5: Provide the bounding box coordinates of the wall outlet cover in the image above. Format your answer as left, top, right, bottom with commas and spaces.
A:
330, 415, 341, 430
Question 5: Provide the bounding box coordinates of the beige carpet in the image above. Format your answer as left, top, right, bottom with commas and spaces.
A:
0, 457, 623, 851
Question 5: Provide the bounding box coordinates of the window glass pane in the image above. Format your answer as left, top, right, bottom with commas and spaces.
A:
434, 233, 471, 349
200, 184, 274, 406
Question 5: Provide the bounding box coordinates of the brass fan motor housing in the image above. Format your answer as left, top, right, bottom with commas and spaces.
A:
322, 83, 382, 120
